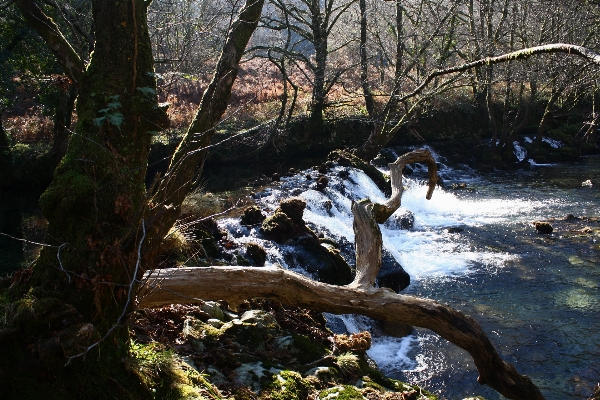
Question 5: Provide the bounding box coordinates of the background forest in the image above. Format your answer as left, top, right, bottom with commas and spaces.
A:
1, 1, 600, 400
2, 0, 600, 189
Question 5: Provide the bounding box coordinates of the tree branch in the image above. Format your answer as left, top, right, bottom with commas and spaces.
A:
397, 43, 600, 104
14, 0, 84, 86
139, 265, 543, 400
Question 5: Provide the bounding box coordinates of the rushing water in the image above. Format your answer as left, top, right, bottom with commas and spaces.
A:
0, 150, 598, 399
219, 152, 600, 400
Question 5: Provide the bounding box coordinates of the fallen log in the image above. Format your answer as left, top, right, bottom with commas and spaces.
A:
139, 149, 544, 400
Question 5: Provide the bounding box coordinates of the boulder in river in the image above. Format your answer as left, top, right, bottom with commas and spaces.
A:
534, 221, 553, 234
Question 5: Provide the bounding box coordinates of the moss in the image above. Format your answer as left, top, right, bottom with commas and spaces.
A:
267, 371, 311, 400
246, 243, 267, 266
318, 385, 364, 400
291, 333, 329, 364
261, 211, 295, 243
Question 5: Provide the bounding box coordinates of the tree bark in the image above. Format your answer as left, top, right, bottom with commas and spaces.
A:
359, 0, 375, 118
146, 0, 265, 248
13, 0, 84, 86
141, 149, 543, 400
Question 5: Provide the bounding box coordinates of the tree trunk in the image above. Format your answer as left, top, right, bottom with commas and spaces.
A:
141, 150, 544, 400
50, 83, 78, 161
5, 1, 168, 396
146, 0, 264, 249
0, 111, 12, 187
359, 0, 375, 118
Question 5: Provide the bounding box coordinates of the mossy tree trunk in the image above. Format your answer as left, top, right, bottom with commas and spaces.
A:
7, 1, 168, 394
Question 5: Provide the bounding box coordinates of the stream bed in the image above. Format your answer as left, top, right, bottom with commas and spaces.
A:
1, 151, 598, 399
218, 151, 600, 399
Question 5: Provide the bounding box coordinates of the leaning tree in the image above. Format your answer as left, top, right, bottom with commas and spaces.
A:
6, 0, 600, 398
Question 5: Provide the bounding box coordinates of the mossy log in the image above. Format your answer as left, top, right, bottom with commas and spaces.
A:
141, 149, 544, 400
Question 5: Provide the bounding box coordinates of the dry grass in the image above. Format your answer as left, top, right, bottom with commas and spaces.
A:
4, 107, 53, 144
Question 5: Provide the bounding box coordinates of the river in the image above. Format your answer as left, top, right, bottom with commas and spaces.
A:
1, 151, 598, 399
218, 151, 600, 399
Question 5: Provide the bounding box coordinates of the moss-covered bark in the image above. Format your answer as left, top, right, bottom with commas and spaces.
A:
3, 1, 167, 397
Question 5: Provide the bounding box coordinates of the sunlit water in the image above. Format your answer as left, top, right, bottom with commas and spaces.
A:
220, 153, 600, 399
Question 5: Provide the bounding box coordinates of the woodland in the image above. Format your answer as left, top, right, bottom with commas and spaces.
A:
0, 0, 599, 399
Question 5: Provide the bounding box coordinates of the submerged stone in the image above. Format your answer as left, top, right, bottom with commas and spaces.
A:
534, 221, 553, 234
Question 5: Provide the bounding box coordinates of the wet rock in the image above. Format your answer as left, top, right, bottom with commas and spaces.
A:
240, 205, 265, 226
316, 175, 329, 191
261, 211, 295, 243
383, 208, 415, 230
565, 214, 580, 221
279, 198, 307, 224
325, 161, 335, 169
376, 249, 410, 292
245, 242, 267, 266
288, 167, 296, 174
582, 179, 594, 187
284, 239, 353, 286
534, 221, 553, 234
451, 182, 467, 190
318, 165, 328, 174
272, 173, 281, 182
240, 310, 279, 329
202, 301, 225, 321
379, 321, 413, 338
305, 174, 312, 180
372, 154, 388, 167
338, 169, 350, 179
445, 226, 464, 234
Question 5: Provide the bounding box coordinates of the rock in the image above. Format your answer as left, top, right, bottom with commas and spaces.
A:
318, 165, 328, 174
305, 174, 312, 180
451, 182, 467, 190
261, 211, 295, 243
336, 156, 352, 167
206, 318, 224, 328
376, 248, 410, 292
338, 169, 350, 179
288, 167, 296, 174
445, 227, 464, 234
273, 335, 295, 352
372, 154, 388, 167
272, 173, 281, 182
565, 214, 580, 221
534, 221, 553, 234
234, 362, 281, 391
206, 366, 228, 387
383, 208, 415, 230
278, 198, 306, 224
202, 301, 225, 321
325, 161, 335, 169
245, 242, 267, 266
316, 175, 329, 191
379, 321, 413, 338
240, 205, 265, 225
240, 310, 279, 329
284, 239, 353, 285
